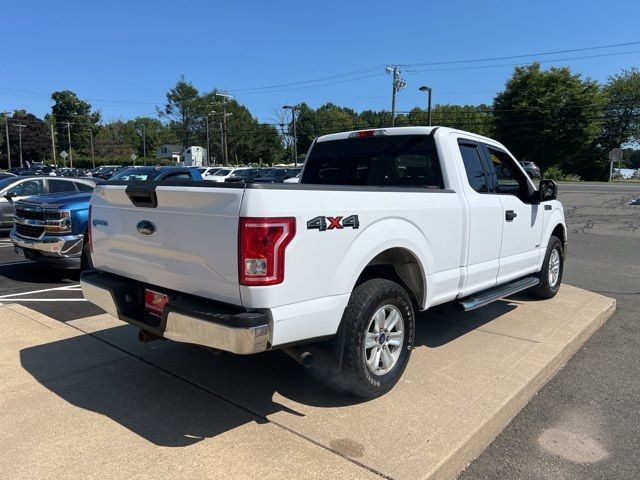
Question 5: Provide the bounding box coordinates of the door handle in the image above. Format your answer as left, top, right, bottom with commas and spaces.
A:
505, 210, 517, 221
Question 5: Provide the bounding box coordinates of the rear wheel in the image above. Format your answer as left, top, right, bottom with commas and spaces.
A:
530, 235, 563, 299
339, 278, 415, 398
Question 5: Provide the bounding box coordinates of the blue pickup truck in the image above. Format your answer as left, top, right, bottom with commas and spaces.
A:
10, 166, 201, 269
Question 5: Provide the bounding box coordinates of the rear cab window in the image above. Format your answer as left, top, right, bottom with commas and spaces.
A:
302, 134, 444, 188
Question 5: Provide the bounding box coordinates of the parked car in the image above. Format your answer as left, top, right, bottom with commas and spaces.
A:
253, 167, 301, 183
107, 166, 202, 182
199, 167, 221, 180
82, 126, 566, 398
19, 166, 57, 176
0, 172, 17, 180
519, 161, 541, 178
8, 167, 27, 176
10, 167, 201, 270
92, 166, 130, 180
0, 176, 95, 230
224, 168, 264, 183
205, 167, 253, 182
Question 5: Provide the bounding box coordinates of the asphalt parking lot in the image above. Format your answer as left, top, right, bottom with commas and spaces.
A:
0, 182, 638, 479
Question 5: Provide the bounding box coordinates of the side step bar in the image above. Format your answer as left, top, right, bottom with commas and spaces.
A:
456, 276, 540, 311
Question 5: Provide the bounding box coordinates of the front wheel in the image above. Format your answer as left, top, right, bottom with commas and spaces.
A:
530, 235, 564, 299
339, 278, 415, 398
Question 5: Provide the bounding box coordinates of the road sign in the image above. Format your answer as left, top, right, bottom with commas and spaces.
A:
609, 148, 623, 162
60, 151, 68, 159
130, 153, 137, 161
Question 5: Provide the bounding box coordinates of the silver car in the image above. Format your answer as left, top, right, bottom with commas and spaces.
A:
0, 176, 96, 229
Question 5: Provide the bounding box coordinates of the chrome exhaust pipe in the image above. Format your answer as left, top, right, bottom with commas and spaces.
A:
282, 347, 314, 367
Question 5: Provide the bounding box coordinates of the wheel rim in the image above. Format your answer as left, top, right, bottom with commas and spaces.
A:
364, 305, 404, 376
548, 248, 561, 287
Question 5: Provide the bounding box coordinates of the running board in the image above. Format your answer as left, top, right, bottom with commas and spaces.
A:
456, 276, 540, 311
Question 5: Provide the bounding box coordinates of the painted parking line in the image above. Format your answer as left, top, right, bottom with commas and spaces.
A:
0, 285, 86, 304
0, 285, 82, 299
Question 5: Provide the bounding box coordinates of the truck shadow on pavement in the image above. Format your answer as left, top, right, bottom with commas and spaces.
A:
0, 260, 80, 284
19, 298, 520, 447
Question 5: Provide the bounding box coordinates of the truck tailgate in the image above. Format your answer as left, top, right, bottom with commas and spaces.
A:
90, 184, 244, 305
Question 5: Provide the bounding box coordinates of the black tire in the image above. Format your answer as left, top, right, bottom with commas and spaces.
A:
80, 233, 93, 271
339, 278, 415, 398
530, 235, 563, 299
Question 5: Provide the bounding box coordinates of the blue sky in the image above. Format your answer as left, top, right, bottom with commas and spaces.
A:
3, 0, 639, 123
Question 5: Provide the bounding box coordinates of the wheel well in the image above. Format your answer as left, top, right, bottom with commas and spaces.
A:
354, 248, 425, 309
551, 224, 566, 245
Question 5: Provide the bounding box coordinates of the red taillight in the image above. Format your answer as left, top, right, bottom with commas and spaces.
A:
87, 205, 93, 253
239, 217, 296, 286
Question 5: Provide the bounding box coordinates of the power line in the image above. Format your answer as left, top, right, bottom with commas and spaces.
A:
407, 40, 640, 67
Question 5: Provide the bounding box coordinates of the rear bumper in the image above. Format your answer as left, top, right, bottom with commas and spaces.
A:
80, 270, 270, 354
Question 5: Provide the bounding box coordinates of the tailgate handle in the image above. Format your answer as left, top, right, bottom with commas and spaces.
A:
125, 186, 158, 208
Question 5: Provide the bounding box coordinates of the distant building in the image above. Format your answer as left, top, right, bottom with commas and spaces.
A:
181, 146, 207, 167
156, 144, 182, 162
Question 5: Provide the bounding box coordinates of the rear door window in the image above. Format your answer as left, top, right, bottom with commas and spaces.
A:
458, 142, 490, 193
48, 179, 78, 193
302, 134, 444, 188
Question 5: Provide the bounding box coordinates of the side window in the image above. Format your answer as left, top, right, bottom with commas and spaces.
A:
48, 180, 77, 193
161, 172, 191, 181
76, 183, 94, 192
459, 143, 489, 193
8, 179, 45, 196
486, 147, 524, 197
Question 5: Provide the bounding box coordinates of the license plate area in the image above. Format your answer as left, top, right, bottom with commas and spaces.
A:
144, 289, 169, 318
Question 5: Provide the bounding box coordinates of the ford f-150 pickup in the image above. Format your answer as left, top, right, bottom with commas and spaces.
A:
81, 127, 566, 398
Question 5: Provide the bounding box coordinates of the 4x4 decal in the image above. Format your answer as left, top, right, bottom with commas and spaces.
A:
307, 215, 359, 231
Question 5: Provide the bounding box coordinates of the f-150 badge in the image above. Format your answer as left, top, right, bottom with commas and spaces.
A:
307, 215, 359, 231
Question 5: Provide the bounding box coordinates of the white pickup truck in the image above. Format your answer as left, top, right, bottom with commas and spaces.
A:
82, 127, 566, 398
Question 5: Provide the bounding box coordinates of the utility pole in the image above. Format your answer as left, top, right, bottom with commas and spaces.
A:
88, 128, 95, 169
419, 86, 433, 126
282, 105, 298, 166
50, 123, 57, 167
215, 93, 234, 165
219, 122, 224, 165
3, 113, 10, 169
141, 124, 146, 164
65, 121, 73, 167
12, 122, 27, 168
205, 115, 210, 166
386, 65, 406, 127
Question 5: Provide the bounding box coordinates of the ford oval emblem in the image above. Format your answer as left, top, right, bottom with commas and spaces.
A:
136, 220, 156, 236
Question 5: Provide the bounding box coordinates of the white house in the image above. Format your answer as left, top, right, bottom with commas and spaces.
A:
156, 144, 182, 162
181, 146, 207, 167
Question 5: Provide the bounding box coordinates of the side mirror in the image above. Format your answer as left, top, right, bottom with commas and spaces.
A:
538, 179, 557, 202
2, 191, 17, 202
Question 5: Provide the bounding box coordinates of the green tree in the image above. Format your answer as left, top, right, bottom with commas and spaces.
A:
0, 112, 51, 166
597, 68, 640, 152
50, 90, 101, 155
124, 117, 172, 160
492, 63, 603, 173
158, 76, 205, 150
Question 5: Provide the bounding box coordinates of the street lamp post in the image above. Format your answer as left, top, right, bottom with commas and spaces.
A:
418, 86, 433, 126
282, 105, 298, 166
